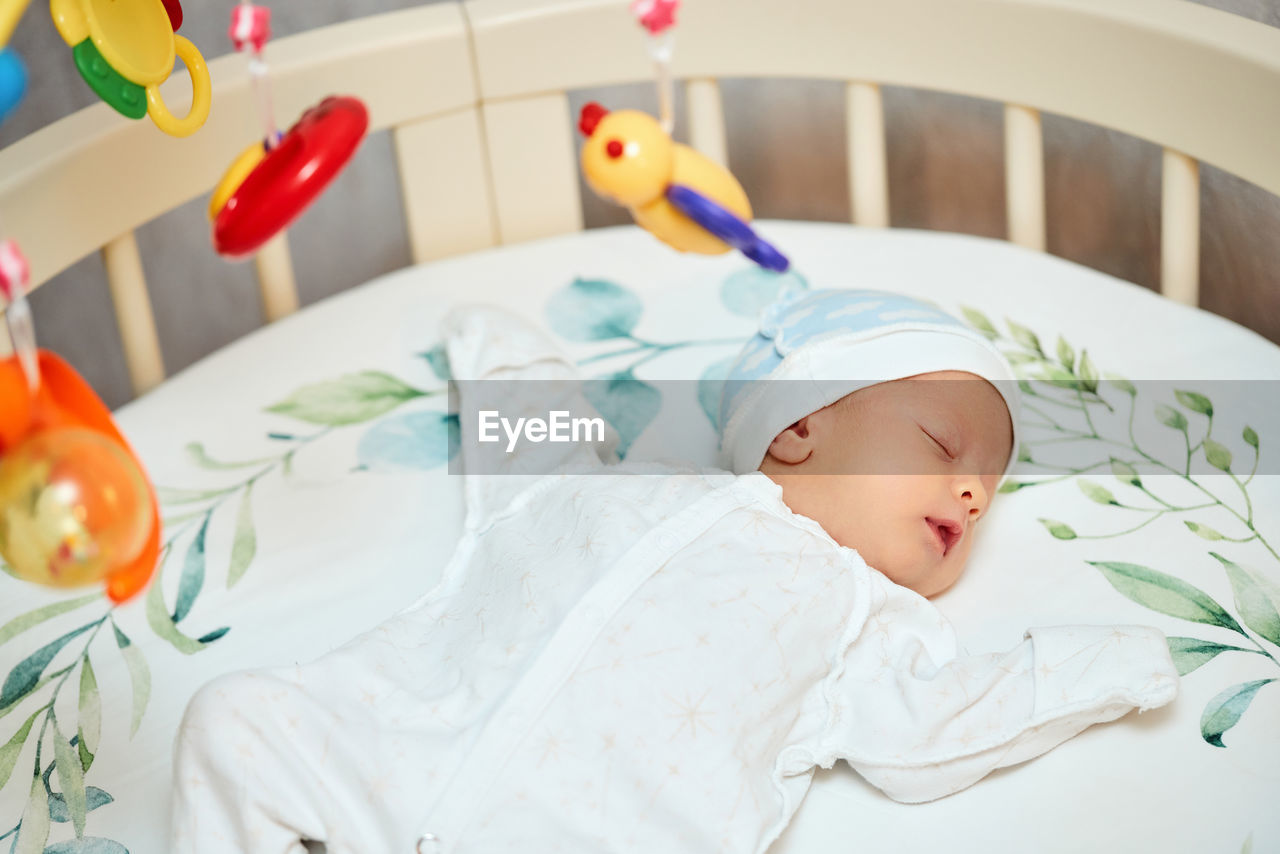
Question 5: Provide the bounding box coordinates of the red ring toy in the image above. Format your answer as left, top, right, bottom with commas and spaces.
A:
212, 96, 368, 259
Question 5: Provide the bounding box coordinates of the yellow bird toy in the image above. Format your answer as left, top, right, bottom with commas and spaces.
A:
578, 102, 789, 272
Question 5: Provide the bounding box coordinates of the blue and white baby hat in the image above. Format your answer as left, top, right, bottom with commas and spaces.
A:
717, 288, 1021, 479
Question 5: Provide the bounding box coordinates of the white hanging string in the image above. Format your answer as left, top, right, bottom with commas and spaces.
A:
233, 0, 281, 149
0, 246, 38, 393
647, 30, 675, 135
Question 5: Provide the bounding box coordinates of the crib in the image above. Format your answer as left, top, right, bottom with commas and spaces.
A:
2, 1, 1279, 851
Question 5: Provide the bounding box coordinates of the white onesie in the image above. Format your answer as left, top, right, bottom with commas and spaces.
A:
170, 308, 1178, 854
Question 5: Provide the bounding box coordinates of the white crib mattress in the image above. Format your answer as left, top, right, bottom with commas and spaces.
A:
2, 222, 1278, 853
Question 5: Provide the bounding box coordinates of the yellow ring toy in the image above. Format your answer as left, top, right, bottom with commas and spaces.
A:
50, 0, 210, 136
146, 35, 210, 138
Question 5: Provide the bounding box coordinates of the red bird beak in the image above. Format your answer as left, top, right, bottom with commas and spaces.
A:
579, 101, 609, 136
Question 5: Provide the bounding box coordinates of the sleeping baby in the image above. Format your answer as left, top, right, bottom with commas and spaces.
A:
170, 288, 1178, 854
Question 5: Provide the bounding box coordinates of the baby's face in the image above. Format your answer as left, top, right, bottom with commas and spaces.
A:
759, 371, 1014, 598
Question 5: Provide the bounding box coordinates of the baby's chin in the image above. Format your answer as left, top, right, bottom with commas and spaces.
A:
867, 552, 963, 599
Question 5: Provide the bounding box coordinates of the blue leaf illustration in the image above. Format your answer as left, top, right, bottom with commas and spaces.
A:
48, 787, 114, 823
1, 622, 95, 709
43, 837, 130, 853
196, 627, 230, 644
697, 356, 736, 431
357, 412, 460, 471
419, 345, 452, 381
546, 278, 643, 341
584, 371, 661, 459
172, 515, 210, 624
719, 267, 807, 317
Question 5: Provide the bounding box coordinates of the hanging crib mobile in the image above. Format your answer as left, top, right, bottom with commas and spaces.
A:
0, 242, 161, 604
50, 0, 211, 137
209, 1, 369, 259
578, 0, 790, 272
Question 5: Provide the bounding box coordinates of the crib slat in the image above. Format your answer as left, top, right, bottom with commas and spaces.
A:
1161, 149, 1200, 306
1004, 104, 1046, 251
102, 232, 165, 396
394, 109, 498, 264
481, 93, 583, 245
255, 234, 300, 323
846, 81, 890, 228
686, 79, 728, 167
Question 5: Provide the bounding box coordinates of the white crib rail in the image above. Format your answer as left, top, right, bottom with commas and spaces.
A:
3, 0, 1280, 399
846, 82, 889, 229
1004, 105, 1046, 252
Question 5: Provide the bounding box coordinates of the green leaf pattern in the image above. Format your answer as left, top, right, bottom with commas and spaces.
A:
52, 716, 87, 837
962, 315, 1280, 751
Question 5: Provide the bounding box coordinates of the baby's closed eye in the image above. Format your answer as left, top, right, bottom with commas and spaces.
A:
919, 425, 956, 460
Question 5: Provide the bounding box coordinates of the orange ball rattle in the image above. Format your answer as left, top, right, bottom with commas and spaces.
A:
0, 239, 159, 599
0, 428, 151, 588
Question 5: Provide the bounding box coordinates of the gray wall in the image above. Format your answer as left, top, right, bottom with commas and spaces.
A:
3, 0, 1278, 408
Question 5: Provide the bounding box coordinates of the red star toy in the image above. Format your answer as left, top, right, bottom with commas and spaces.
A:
630, 0, 679, 34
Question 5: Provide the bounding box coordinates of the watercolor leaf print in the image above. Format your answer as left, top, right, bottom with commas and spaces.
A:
42, 838, 129, 853
698, 356, 736, 432
265, 371, 429, 426
0, 597, 100, 650
584, 371, 661, 459
183, 443, 274, 471
0, 610, 119, 850
960, 308, 1280, 747
1087, 561, 1244, 633
545, 273, 762, 442
145, 555, 210, 657
112, 626, 150, 738
1200, 679, 1274, 747
51, 715, 86, 837
1213, 552, 1280, 645
546, 278, 643, 341
227, 484, 257, 590
719, 267, 808, 317
1165, 638, 1256, 676
76, 660, 99, 773
357, 411, 460, 471
419, 344, 452, 381
2, 624, 97, 710
0, 711, 37, 789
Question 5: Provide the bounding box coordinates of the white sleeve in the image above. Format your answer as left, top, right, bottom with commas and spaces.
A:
442, 306, 619, 524
824, 572, 1179, 804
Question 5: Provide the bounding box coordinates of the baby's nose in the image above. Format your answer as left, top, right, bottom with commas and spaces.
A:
958, 481, 988, 517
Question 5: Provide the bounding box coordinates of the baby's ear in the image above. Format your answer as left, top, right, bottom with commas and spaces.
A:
766, 417, 814, 465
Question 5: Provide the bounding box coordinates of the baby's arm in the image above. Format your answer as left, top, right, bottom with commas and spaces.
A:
443, 306, 619, 523
823, 572, 1178, 803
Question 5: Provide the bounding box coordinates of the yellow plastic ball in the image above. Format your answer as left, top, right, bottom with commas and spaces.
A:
580, 110, 674, 208
0, 428, 151, 589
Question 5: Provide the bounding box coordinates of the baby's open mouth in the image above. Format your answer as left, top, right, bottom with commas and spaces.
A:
925, 517, 963, 556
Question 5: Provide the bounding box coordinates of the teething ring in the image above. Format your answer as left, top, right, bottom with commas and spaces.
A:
144, 34, 209, 137
212, 96, 368, 258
